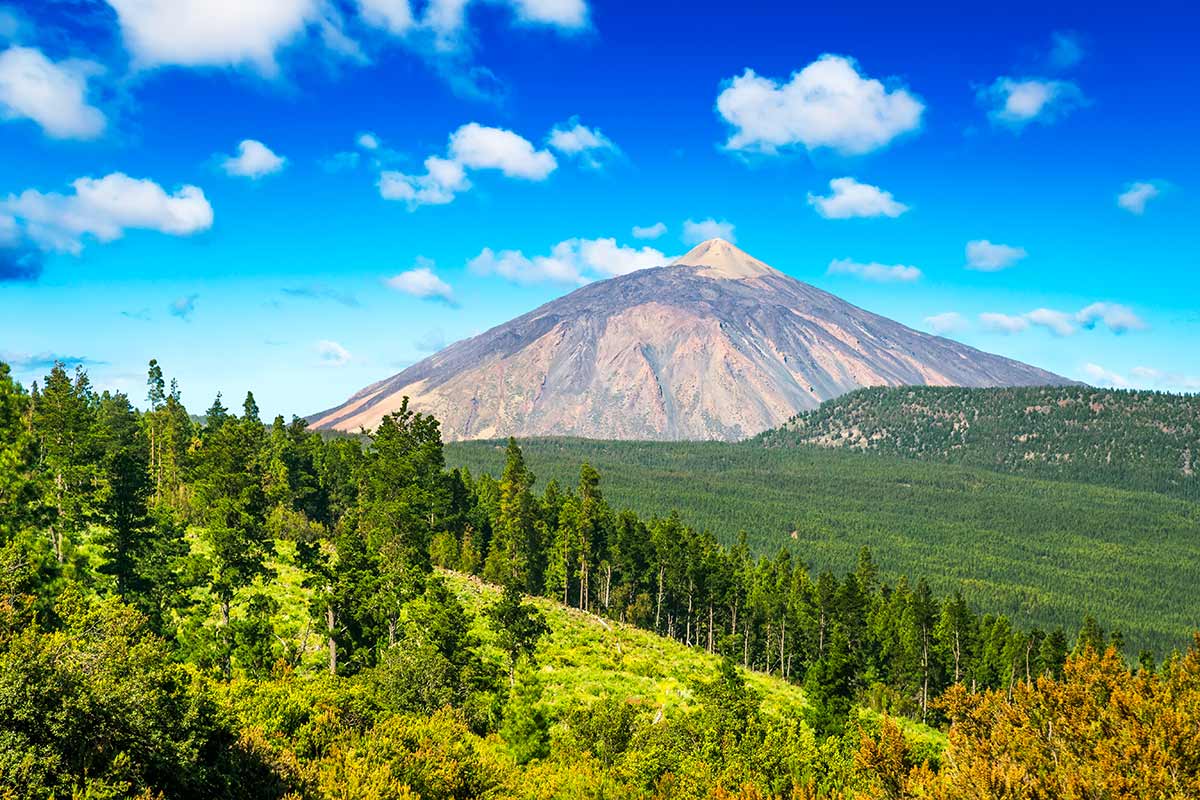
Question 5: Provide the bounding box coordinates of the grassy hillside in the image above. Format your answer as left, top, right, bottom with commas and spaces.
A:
757, 386, 1199, 500
445, 438, 1200, 656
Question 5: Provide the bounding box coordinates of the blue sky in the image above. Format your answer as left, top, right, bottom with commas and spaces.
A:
1, 0, 1198, 417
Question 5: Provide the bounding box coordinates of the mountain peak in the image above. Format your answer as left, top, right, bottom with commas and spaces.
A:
671, 238, 779, 279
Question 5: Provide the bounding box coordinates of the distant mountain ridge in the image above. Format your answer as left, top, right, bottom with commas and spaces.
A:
311, 239, 1075, 441
756, 385, 1199, 499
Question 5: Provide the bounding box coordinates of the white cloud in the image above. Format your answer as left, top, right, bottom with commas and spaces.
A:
548, 118, 618, 168
107, 0, 322, 74
3, 172, 213, 254
384, 261, 456, 303
1083, 363, 1129, 388
357, 131, 381, 150
105, 0, 589, 90
1117, 181, 1161, 215
632, 222, 667, 240
979, 312, 1030, 334
965, 239, 1027, 271
979, 303, 1146, 337
575, 238, 667, 276
925, 312, 967, 335
1076, 302, 1147, 334
979, 77, 1084, 129
468, 236, 667, 285
380, 123, 555, 209
827, 258, 921, 283
681, 218, 735, 245
0, 46, 106, 139
356, 0, 414, 35
379, 156, 470, 208
807, 177, 908, 219
449, 122, 557, 179
316, 339, 352, 366
1049, 32, 1084, 69
716, 54, 924, 156
1026, 307, 1076, 336
221, 139, 286, 179
507, 0, 588, 28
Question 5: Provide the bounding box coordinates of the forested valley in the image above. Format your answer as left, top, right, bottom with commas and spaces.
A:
1, 359, 1198, 799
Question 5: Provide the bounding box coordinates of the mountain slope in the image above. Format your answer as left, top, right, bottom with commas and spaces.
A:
756, 385, 1199, 499
312, 239, 1074, 440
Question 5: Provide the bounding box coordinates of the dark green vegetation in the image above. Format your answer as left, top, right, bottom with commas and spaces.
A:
1, 359, 1196, 799
759, 385, 1199, 500
445, 437, 1200, 656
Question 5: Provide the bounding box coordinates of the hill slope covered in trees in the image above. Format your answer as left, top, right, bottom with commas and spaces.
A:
755, 386, 1199, 500
445, 438, 1200, 656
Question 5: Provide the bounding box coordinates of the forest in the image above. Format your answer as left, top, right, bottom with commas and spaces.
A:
1, 359, 1198, 799
446, 436, 1200, 657
757, 385, 1199, 500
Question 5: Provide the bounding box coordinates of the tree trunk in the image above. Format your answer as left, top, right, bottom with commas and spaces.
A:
953, 629, 962, 683
326, 605, 337, 676
655, 565, 665, 632
920, 625, 930, 723
779, 615, 786, 679
707, 603, 714, 654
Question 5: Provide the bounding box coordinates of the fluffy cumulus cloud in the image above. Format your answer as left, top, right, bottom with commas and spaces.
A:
925, 312, 967, 335
0, 46, 106, 139
681, 218, 735, 245
827, 258, 921, 283
1076, 302, 1147, 334
385, 259, 456, 303
807, 177, 908, 219
632, 222, 667, 240
716, 55, 924, 156
979, 77, 1084, 129
221, 139, 287, 179
965, 239, 1027, 271
1082, 363, 1129, 388
316, 339, 352, 366
469, 237, 667, 285
3, 172, 213, 255
357, 131, 381, 150
106, 0, 322, 74
979, 303, 1146, 336
379, 123, 554, 209
380, 156, 470, 207
104, 0, 589, 92
547, 118, 618, 168
449, 122, 557, 178
979, 312, 1029, 334
1117, 181, 1161, 215
1025, 307, 1076, 336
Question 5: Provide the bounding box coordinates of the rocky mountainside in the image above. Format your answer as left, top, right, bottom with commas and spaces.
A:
311, 239, 1074, 440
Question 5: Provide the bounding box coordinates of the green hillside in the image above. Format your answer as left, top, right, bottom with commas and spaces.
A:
757, 386, 1199, 500
445, 438, 1200, 656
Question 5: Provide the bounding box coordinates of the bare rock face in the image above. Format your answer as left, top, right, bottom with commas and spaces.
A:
310, 239, 1074, 440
